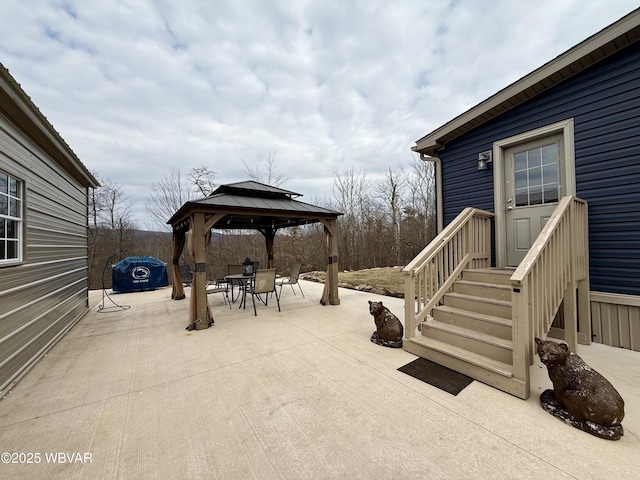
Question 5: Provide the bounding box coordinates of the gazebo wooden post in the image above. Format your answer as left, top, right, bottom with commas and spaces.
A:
170, 228, 187, 300
191, 212, 211, 330
321, 218, 340, 306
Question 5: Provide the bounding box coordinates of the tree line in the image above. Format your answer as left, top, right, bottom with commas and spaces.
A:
87, 155, 436, 290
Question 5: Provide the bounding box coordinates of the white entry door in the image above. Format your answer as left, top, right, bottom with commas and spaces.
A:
504, 134, 564, 266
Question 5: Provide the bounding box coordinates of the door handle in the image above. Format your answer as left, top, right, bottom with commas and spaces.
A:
507, 206, 513, 210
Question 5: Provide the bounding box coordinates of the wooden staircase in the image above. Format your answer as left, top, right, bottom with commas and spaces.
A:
404, 268, 527, 398
402, 198, 590, 400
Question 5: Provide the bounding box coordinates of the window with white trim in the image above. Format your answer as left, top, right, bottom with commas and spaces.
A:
0, 171, 23, 263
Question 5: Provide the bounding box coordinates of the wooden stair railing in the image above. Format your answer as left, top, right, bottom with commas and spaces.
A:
510, 196, 590, 397
402, 208, 493, 338
402, 197, 589, 400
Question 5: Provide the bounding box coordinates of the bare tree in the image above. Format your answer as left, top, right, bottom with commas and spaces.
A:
187, 164, 218, 196
144, 167, 195, 231
332, 167, 372, 269
376, 167, 405, 266
403, 155, 436, 255
241, 151, 288, 186
87, 172, 136, 288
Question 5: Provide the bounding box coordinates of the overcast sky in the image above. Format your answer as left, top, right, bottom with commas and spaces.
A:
1, 1, 638, 229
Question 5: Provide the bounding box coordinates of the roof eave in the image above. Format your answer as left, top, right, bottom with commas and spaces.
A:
0, 64, 99, 188
413, 8, 640, 156
167, 201, 343, 229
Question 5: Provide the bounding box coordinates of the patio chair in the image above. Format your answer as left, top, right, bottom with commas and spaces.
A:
217, 264, 243, 283
276, 261, 305, 298
245, 268, 280, 316
217, 264, 244, 301
206, 282, 231, 308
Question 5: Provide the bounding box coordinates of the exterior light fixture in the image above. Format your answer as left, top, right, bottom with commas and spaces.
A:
477, 150, 492, 170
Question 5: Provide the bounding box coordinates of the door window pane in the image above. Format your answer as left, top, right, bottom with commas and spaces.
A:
542, 144, 557, 165
515, 170, 528, 190
543, 164, 558, 184
529, 167, 542, 187
530, 186, 543, 205
544, 186, 559, 203
527, 148, 542, 168
515, 189, 528, 207
512, 141, 559, 207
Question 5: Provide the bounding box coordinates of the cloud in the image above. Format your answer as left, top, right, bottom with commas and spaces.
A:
1, 0, 637, 228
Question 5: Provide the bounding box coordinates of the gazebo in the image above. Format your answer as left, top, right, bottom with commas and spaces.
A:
167, 181, 343, 330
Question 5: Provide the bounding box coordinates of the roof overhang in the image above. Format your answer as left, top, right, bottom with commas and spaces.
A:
413, 8, 640, 157
0, 64, 99, 188
168, 181, 343, 233
170, 204, 341, 233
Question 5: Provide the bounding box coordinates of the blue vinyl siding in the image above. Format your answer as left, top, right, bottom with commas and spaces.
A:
438, 44, 640, 296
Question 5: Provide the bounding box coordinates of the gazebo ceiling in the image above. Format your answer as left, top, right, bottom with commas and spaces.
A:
168, 180, 342, 232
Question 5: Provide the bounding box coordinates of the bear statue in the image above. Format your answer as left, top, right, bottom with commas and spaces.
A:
535, 337, 625, 440
368, 301, 403, 348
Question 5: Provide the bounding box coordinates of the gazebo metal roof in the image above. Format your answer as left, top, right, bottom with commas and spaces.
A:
168, 180, 342, 232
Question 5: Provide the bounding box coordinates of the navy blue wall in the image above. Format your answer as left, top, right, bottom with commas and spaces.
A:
437, 44, 640, 295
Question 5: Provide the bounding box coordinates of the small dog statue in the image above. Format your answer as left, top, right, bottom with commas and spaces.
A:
535, 337, 625, 440
368, 301, 403, 348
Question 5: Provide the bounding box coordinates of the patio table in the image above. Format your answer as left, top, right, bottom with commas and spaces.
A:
225, 273, 254, 308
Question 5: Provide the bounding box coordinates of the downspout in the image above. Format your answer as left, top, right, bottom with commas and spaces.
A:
419, 153, 443, 233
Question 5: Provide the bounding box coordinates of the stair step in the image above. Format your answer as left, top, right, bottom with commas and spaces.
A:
405, 336, 514, 377
453, 279, 512, 301
432, 305, 512, 339
444, 292, 512, 319
421, 319, 513, 364
463, 268, 513, 286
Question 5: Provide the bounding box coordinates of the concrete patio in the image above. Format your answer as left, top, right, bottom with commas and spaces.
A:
0, 280, 637, 479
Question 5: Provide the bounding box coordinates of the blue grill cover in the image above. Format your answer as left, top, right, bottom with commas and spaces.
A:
112, 256, 169, 292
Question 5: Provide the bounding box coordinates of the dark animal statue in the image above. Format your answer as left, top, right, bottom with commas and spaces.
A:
535, 337, 625, 440
368, 301, 403, 348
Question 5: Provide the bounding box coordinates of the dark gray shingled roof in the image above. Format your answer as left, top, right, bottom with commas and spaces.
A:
168, 180, 342, 231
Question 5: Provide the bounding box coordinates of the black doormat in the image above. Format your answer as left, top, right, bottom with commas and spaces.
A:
398, 357, 474, 396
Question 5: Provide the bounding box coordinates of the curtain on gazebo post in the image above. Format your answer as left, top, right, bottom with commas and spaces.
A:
320, 218, 340, 306
186, 214, 214, 330
171, 229, 187, 300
